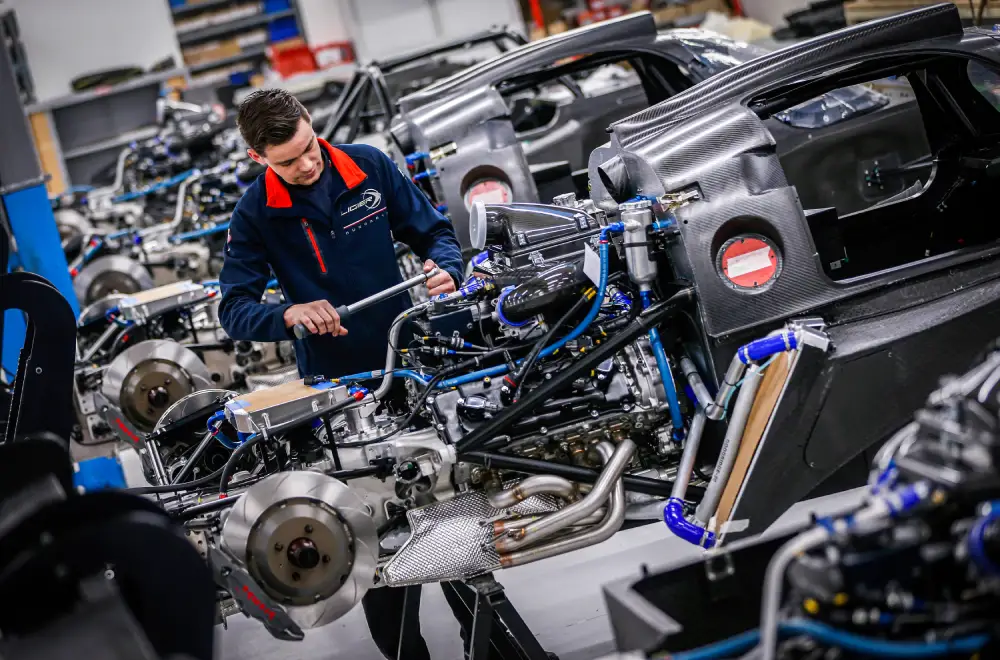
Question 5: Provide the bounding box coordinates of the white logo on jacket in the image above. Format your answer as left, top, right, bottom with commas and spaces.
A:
343, 188, 382, 215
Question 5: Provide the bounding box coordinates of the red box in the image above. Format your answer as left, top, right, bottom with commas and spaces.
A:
268, 42, 317, 78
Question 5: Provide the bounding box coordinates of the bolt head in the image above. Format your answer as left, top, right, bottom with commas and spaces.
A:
292, 572, 301, 581
274, 543, 284, 552
322, 554, 331, 564
304, 524, 314, 534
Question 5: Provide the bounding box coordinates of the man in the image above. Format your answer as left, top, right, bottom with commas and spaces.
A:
218, 89, 467, 659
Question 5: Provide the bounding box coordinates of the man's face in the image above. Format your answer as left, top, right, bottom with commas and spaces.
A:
248, 118, 324, 186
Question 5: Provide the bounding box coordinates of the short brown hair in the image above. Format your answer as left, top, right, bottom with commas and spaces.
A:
236, 89, 312, 155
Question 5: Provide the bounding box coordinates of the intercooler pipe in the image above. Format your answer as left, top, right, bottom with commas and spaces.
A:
664, 410, 715, 548
680, 356, 724, 421
494, 439, 635, 552
499, 442, 627, 568
694, 363, 765, 526
486, 474, 578, 508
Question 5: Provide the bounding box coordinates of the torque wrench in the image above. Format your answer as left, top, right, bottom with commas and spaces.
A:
293, 267, 441, 339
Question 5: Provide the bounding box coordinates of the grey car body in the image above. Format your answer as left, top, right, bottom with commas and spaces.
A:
389, 11, 764, 256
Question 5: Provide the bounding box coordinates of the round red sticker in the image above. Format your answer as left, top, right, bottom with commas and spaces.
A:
718, 235, 780, 290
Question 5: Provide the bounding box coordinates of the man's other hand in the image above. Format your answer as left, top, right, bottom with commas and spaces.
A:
284, 300, 348, 336
424, 260, 456, 296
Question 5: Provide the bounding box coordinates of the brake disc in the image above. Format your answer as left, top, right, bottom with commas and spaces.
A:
223, 471, 378, 629
73, 255, 153, 306
102, 340, 213, 432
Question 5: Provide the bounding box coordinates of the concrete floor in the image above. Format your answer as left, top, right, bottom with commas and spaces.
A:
217, 487, 864, 660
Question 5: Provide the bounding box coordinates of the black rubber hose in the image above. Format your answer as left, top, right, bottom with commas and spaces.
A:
127, 466, 224, 494
455, 288, 695, 454
219, 396, 362, 494
337, 346, 523, 449
510, 292, 592, 403
462, 451, 703, 499
172, 466, 380, 521
218, 434, 264, 496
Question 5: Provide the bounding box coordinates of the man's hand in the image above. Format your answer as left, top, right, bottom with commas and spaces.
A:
284, 301, 348, 336
424, 260, 456, 296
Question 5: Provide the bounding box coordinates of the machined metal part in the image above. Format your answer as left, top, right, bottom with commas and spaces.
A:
224, 380, 348, 435
364, 428, 457, 501
73, 255, 154, 306
101, 339, 213, 432
222, 471, 378, 629
118, 280, 209, 323
153, 388, 238, 432
78, 294, 127, 327
618, 337, 665, 410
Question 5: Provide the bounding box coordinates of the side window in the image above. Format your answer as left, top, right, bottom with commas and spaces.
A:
578, 61, 640, 98
775, 75, 932, 218
508, 89, 564, 134
763, 58, 1000, 283
969, 59, 1000, 110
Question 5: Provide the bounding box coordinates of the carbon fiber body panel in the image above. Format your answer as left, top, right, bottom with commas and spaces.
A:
594, 6, 1000, 341
609, 3, 964, 145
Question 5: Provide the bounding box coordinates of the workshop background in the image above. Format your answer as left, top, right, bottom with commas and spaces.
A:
1, 1, 996, 659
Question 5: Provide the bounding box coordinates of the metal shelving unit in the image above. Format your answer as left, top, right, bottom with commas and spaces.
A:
177, 8, 294, 45
169, 0, 303, 84
188, 43, 269, 75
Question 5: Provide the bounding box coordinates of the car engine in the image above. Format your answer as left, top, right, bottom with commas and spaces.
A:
129, 188, 837, 636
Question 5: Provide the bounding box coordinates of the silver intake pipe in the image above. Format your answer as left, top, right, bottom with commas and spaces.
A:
680, 356, 724, 420
487, 475, 578, 508
695, 363, 764, 525
499, 443, 626, 568
494, 439, 635, 552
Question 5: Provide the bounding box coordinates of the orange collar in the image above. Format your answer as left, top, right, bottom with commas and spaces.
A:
264, 138, 368, 209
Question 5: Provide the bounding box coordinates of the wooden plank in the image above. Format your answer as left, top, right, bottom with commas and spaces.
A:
712, 351, 793, 534
232, 378, 318, 413
28, 111, 66, 195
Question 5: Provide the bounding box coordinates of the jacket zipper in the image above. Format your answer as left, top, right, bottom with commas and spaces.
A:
300, 219, 327, 274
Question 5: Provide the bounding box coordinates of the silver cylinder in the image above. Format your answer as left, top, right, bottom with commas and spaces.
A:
494, 439, 635, 552
620, 202, 657, 286
680, 356, 724, 421
486, 475, 578, 509
695, 364, 764, 524
671, 410, 706, 501
712, 354, 748, 418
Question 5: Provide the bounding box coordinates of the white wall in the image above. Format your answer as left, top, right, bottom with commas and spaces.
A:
297, 0, 353, 46
740, 0, 810, 28
2, 0, 181, 102
306, 0, 523, 62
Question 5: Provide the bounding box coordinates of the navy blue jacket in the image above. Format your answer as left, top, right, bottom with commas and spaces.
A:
219, 139, 463, 378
